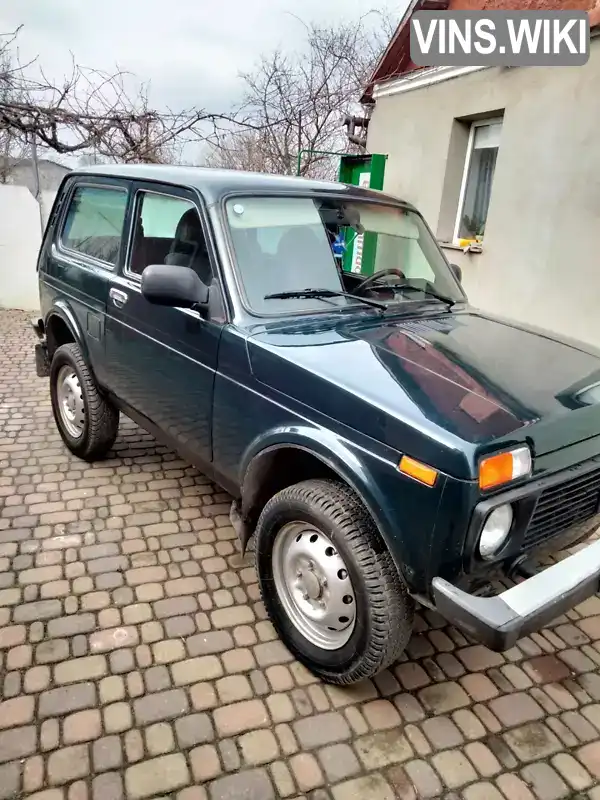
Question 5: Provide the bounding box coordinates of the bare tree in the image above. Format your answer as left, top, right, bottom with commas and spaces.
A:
0, 28, 27, 182
204, 128, 275, 173
0, 26, 234, 165
204, 10, 397, 177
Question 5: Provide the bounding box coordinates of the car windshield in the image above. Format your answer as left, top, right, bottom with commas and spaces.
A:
224, 195, 465, 315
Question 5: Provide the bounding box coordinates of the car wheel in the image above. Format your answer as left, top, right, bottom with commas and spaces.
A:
50, 343, 119, 462
255, 478, 414, 684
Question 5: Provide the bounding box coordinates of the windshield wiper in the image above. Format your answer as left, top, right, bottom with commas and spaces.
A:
370, 283, 458, 308
264, 288, 387, 311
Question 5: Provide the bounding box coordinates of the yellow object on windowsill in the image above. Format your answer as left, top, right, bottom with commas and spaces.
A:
455, 238, 483, 254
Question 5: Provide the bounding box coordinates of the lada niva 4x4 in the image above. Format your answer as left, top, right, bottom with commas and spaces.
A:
32, 165, 600, 684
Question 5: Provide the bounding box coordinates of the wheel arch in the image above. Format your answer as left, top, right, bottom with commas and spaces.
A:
44, 301, 88, 361
239, 428, 407, 579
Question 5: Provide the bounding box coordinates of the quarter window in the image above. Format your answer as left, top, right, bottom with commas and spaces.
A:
61, 185, 128, 266
454, 118, 502, 244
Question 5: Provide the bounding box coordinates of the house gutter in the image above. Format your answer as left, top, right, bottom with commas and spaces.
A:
373, 65, 491, 100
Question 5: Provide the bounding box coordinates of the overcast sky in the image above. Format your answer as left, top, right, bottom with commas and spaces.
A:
1, 0, 404, 115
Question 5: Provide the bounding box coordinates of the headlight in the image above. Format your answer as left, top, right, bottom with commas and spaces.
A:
479, 446, 532, 491
479, 504, 513, 560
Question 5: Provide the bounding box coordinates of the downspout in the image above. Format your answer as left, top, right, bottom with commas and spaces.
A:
343, 115, 370, 149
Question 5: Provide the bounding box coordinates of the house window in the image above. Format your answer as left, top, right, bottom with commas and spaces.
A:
454, 118, 502, 243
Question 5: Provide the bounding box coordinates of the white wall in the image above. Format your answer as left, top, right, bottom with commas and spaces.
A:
0, 186, 56, 312
367, 40, 600, 347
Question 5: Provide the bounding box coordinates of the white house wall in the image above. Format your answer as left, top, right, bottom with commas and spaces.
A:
0, 186, 56, 312
367, 39, 600, 347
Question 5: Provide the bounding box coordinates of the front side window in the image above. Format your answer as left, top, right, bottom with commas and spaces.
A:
455, 118, 502, 243
128, 192, 212, 286
225, 196, 464, 315
61, 185, 128, 266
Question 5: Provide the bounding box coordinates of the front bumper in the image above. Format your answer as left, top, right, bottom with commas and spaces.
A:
432, 536, 600, 650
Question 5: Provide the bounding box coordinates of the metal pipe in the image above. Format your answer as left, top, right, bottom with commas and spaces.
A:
30, 133, 44, 234
343, 115, 370, 150
296, 148, 356, 176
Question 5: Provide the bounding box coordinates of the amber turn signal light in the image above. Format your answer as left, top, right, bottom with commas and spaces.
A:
479, 446, 532, 491
398, 455, 438, 487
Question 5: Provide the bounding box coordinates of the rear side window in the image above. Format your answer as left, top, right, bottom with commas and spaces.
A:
61, 185, 128, 266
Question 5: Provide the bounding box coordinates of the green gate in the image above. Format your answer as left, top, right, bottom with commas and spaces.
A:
295, 150, 387, 277
338, 154, 387, 277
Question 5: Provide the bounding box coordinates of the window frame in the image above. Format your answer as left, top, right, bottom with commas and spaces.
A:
57, 179, 130, 271
123, 185, 212, 283
453, 116, 503, 245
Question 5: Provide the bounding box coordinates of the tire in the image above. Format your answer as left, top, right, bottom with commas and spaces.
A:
255, 478, 414, 684
50, 343, 119, 462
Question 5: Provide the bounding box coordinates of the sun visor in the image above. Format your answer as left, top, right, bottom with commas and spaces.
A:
226, 197, 322, 229
349, 205, 420, 239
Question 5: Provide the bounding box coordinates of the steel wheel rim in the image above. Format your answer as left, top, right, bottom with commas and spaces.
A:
56, 365, 85, 439
272, 521, 356, 650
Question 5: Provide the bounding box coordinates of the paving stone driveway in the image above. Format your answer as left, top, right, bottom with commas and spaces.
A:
1, 308, 600, 800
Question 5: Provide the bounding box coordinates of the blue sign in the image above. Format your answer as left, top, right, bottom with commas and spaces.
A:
332, 233, 346, 258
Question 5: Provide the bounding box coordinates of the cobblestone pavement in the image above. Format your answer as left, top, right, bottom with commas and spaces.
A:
1, 309, 600, 800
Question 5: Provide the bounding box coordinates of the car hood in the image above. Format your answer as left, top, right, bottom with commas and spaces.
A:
247, 308, 600, 478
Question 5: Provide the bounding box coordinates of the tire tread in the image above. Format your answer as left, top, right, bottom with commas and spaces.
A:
51, 343, 119, 461
256, 478, 413, 684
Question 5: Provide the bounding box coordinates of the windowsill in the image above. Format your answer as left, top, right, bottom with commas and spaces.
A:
439, 241, 484, 254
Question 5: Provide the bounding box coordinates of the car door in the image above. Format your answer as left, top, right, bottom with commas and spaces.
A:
45, 178, 129, 387
104, 182, 225, 467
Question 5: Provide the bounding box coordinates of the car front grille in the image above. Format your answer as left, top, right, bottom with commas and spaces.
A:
522, 466, 600, 551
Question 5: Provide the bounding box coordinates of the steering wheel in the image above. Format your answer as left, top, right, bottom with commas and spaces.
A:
355, 268, 405, 295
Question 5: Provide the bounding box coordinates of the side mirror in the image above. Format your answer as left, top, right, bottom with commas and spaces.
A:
450, 263, 462, 283
141, 264, 209, 310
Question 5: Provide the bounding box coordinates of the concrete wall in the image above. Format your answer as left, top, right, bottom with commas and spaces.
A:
0, 186, 57, 312
2, 159, 69, 195
367, 38, 600, 346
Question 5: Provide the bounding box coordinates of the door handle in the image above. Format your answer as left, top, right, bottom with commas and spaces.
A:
109, 288, 128, 308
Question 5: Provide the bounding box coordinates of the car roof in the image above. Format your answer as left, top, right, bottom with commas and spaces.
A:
73, 163, 412, 208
